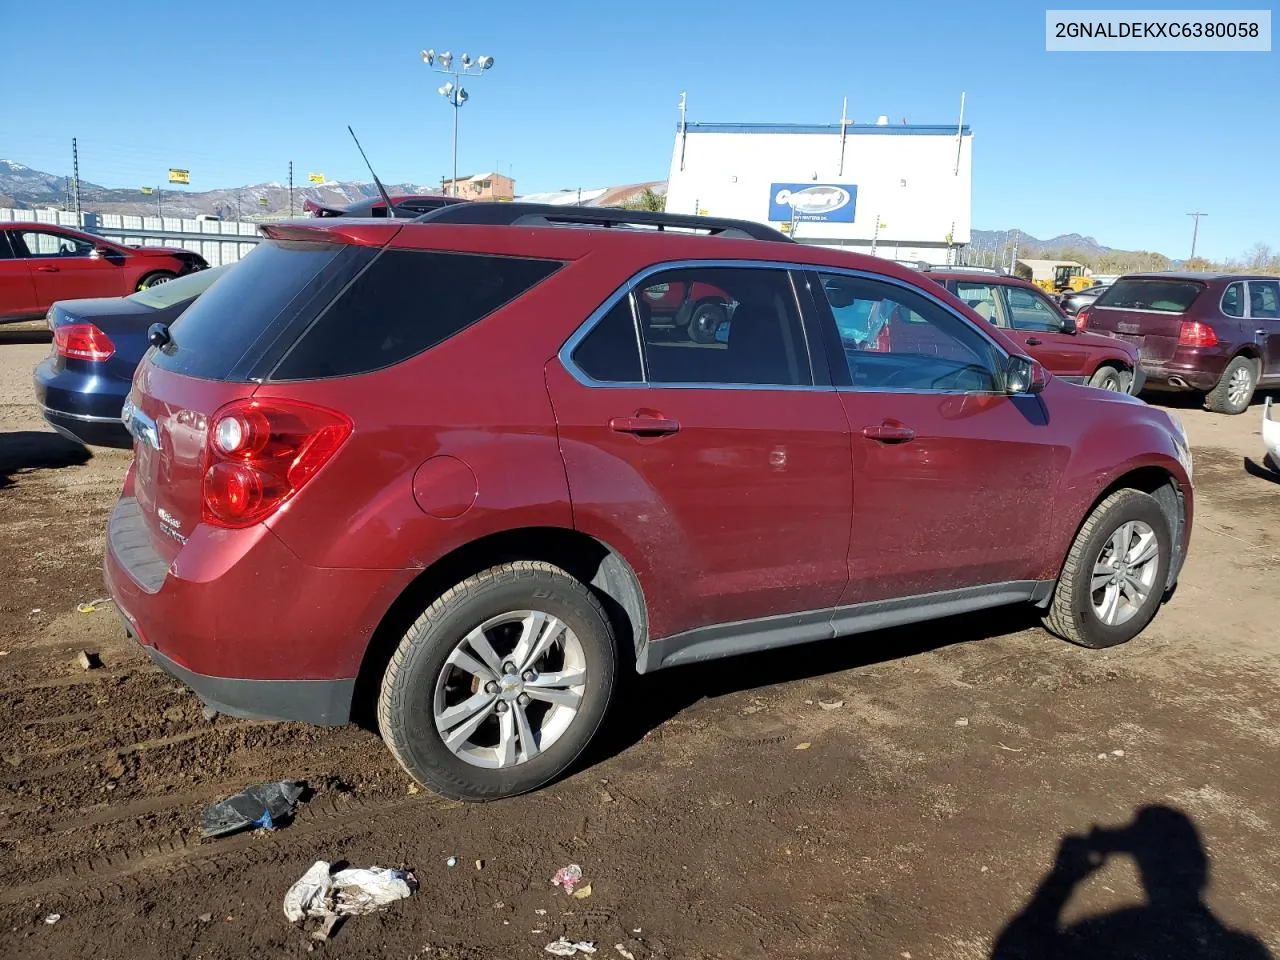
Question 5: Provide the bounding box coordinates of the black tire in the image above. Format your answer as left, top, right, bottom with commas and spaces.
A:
687, 301, 728, 344
1088, 364, 1125, 392
377, 561, 617, 801
137, 271, 176, 291
1043, 489, 1172, 649
1203, 355, 1257, 415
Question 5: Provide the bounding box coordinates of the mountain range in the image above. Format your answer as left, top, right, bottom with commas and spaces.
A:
2, 160, 1132, 257
0, 159, 437, 219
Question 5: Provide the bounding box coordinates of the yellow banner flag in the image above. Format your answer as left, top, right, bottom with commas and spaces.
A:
308, 173, 325, 184
167, 168, 190, 185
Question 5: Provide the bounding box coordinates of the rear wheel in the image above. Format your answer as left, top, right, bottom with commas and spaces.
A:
1043, 489, 1172, 649
377, 562, 617, 801
1088, 364, 1125, 392
1204, 355, 1257, 415
136, 271, 175, 291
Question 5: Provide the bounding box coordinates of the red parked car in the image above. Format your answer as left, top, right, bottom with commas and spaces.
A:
0, 223, 208, 323
1079, 273, 1280, 414
922, 269, 1143, 394
106, 203, 1194, 801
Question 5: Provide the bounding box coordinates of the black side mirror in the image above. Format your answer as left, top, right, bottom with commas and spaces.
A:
1005, 355, 1047, 395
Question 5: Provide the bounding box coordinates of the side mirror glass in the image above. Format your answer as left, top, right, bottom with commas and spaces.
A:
1005, 355, 1047, 395
90, 244, 112, 259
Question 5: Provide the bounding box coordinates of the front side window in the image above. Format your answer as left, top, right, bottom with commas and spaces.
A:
1248, 280, 1280, 319
954, 282, 1003, 326
1222, 282, 1244, 318
635, 267, 811, 387
816, 273, 1003, 393
1002, 286, 1065, 332
18, 229, 94, 258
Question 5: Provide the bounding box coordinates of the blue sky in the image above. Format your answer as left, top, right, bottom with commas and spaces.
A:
2, 0, 1275, 260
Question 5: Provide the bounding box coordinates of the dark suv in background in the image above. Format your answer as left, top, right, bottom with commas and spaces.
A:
1080, 273, 1280, 414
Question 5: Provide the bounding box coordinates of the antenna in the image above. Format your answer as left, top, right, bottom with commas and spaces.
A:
347, 125, 400, 217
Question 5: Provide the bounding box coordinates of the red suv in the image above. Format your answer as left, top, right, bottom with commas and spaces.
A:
1079, 273, 1280, 414
923, 269, 1143, 394
0, 223, 208, 323
106, 203, 1194, 800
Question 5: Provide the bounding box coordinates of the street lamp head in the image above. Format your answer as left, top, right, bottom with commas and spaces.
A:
420, 48, 435, 65
461, 53, 472, 68
439, 50, 453, 68
438, 81, 454, 97
456, 87, 469, 105
478, 55, 494, 70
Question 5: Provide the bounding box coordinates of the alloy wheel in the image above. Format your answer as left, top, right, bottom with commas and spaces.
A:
433, 610, 586, 769
1090, 520, 1160, 626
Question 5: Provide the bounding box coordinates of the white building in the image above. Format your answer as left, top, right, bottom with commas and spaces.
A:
666, 119, 972, 265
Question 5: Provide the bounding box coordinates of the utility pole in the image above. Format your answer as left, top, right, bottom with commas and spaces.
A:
289, 161, 294, 216
71, 138, 82, 221
1187, 211, 1207, 261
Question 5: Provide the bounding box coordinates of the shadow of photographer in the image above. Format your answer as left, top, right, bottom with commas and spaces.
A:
992, 805, 1271, 959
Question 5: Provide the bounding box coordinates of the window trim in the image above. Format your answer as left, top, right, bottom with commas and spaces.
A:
804, 266, 1014, 396
559, 259, 824, 391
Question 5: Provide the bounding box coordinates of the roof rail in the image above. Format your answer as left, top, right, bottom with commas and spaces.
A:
921, 264, 1008, 275
411, 201, 795, 242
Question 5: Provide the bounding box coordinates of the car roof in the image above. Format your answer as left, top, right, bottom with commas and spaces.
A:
259, 208, 934, 286
1114, 271, 1273, 283
923, 270, 1039, 289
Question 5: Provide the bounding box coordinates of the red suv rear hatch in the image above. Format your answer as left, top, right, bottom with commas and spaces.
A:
1084, 277, 1206, 363
123, 234, 383, 567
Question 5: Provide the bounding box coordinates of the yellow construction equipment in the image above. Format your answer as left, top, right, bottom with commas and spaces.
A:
1014, 259, 1093, 294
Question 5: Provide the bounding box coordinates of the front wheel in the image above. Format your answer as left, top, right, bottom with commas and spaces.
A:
136, 271, 176, 291
1043, 489, 1172, 649
1088, 365, 1125, 392
1203, 355, 1257, 415
377, 562, 618, 801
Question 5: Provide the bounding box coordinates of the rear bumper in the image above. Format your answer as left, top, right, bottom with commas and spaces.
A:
104, 496, 413, 726
34, 359, 131, 448
119, 610, 354, 724
1139, 350, 1228, 392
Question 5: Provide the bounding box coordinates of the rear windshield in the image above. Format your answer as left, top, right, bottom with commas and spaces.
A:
1095, 278, 1204, 314
269, 250, 563, 380
151, 240, 354, 380
127, 263, 228, 309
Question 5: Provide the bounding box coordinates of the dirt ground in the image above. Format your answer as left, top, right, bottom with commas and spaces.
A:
1, 320, 1278, 960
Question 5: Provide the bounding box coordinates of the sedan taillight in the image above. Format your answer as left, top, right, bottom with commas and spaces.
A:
54, 323, 115, 361
201, 399, 353, 528
1075, 308, 1090, 330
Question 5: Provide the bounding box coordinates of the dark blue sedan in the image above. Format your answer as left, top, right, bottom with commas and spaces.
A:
33, 265, 228, 447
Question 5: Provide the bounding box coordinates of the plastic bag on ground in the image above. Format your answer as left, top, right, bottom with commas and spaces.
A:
545, 938, 597, 956
283, 860, 417, 922
201, 780, 306, 837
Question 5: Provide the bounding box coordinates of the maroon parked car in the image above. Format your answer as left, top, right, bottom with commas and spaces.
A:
1, 223, 208, 323
1080, 273, 1280, 414
924, 270, 1143, 394
106, 203, 1193, 800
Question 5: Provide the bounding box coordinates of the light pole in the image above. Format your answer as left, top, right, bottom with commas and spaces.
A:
420, 48, 495, 197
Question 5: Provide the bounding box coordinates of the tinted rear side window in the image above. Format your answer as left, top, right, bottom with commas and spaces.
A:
153, 240, 351, 380
271, 250, 563, 380
1096, 279, 1203, 313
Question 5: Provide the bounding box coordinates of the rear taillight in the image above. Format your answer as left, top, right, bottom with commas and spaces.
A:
54, 323, 115, 361
201, 399, 352, 528
1075, 308, 1090, 330
1177, 321, 1218, 348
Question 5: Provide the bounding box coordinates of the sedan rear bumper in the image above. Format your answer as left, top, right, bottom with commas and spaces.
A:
34, 357, 131, 447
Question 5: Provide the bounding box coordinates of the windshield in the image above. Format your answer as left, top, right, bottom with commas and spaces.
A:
127, 264, 229, 309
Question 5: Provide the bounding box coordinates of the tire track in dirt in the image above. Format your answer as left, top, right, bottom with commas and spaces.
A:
0, 791, 454, 907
